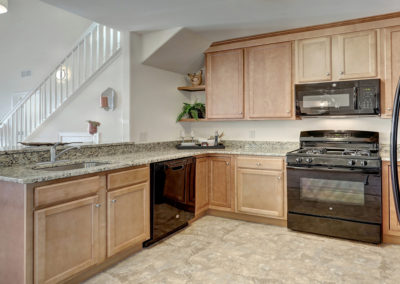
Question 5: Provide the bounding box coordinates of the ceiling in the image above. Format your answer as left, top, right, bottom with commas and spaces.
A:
0, 0, 90, 117
42, 0, 400, 41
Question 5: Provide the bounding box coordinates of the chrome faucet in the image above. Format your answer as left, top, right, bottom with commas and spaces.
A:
50, 143, 81, 163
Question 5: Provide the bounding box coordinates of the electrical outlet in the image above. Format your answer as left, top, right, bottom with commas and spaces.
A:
139, 131, 148, 142
249, 129, 256, 139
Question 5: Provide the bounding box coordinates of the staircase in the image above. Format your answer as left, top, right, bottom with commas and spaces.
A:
0, 23, 121, 147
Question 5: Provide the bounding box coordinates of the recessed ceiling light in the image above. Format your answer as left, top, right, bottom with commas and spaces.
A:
0, 0, 8, 14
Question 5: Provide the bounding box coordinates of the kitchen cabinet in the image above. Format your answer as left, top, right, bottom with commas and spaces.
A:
209, 155, 234, 211
296, 36, 332, 82
107, 182, 150, 257
295, 30, 377, 83
382, 162, 400, 244
245, 42, 293, 119
333, 30, 377, 80
206, 49, 244, 119
195, 157, 209, 215
383, 26, 400, 117
236, 157, 286, 219
34, 195, 101, 284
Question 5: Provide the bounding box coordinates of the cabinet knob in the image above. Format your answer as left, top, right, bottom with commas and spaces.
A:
326, 72, 330, 76
239, 112, 243, 115
286, 110, 291, 113
340, 71, 344, 75
95, 204, 101, 208
256, 162, 261, 166
277, 176, 281, 180
111, 199, 117, 203
387, 108, 392, 111
226, 161, 230, 166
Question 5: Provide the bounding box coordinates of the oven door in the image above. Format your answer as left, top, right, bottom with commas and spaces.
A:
296, 87, 356, 116
287, 166, 381, 224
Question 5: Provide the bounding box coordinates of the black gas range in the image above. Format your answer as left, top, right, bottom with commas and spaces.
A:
286, 130, 382, 243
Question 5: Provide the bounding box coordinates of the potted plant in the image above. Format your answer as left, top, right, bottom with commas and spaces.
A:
176, 102, 206, 122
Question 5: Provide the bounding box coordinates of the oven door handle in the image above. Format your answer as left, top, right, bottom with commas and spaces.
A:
390, 78, 400, 223
286, 165, 379, 174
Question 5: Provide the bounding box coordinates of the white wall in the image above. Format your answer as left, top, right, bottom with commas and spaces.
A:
130, 32, 189, 143
0, 0, 91, 119
28, 54, 126, 143
188, 117, 393, 144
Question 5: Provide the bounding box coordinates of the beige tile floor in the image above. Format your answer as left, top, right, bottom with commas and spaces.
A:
85, 216, 400, 284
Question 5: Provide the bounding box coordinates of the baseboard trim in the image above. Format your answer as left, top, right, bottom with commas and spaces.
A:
207, 209, 287, 227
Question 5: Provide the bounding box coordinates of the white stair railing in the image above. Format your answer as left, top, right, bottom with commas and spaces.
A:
0, 23, 121, 147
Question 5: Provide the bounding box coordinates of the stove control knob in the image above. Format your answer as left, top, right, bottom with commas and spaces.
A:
295, 157, 302, 163
305, 158, 313, 163
348, 160, 355, 166
360, 160, 368, 167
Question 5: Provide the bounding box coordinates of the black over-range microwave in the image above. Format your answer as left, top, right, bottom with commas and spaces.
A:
295, 79, 380, 117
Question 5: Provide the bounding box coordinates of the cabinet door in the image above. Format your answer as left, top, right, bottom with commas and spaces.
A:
206, 49, 244, 119
334, 30, 377, 80
195, 157, 209, 215
107, 182, 150, 257
237, 168, 285, 218
245, 42, 293, 119
296, 36, 331, 82
209, 156, 233, 210
382, 163, 400, 238
383, 26, 400, 117
34, 196, 100, 284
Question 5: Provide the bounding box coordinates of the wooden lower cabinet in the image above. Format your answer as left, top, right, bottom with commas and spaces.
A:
107, 182, 150, 257
195, 157, 209, 215
237, 168, 284, 218
209, 156, 234, 211
236, 157, 286, 219
382, 162, 400, 243
34, 195, 101, 284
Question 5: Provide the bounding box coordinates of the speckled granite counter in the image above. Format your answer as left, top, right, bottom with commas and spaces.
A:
0, 141, 298, 184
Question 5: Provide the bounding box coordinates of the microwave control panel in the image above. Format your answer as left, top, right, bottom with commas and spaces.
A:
358, 86, 378, 110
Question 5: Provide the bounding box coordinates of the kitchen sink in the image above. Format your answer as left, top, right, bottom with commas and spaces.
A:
34, 161, 110, 171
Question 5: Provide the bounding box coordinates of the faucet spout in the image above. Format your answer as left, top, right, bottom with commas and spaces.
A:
50, 143, 81, 163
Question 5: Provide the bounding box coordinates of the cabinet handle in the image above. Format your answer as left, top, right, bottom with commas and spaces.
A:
111, 199, 117, 203
340, 71, 344, 75
239, 112, 243, 115
95, 204, 101, 208
387, 108, 392, 111
226, 161, 230, 166
256, 162, 261, 166
286, 110, 291, 113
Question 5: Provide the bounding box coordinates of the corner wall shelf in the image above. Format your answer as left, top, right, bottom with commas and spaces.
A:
177, 85, 205, 92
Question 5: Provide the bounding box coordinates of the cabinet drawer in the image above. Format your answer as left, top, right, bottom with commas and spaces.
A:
237, 156, 283, 171
107, 166, 149, 190
34, 176, 104, 208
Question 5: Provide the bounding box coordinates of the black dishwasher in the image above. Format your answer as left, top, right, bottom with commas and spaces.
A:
143, 157, 195, 247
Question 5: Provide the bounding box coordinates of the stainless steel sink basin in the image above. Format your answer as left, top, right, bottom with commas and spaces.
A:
34, 162, 109, 171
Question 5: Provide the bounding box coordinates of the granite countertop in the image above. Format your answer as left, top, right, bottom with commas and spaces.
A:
0, 145, 295, 184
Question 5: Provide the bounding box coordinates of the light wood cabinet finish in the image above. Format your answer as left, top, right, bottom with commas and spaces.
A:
382, 162, 400, 244
206, 49, 244, 119
383, 26, 400, 117
107, 182, 150, 257
209, 156, 233, 210
237, 168, 285, 218
34, 176, 103, 208
245, 42, 293, 119
107, 166, 149, 190
296, 36, 332, 82
34, 195, 101, 284
236, 156, 284, 171
195, 157, 209, 215
334, 30, 377, 80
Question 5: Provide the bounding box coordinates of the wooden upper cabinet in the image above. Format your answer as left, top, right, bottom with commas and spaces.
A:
245, 42, 293, 119
296, 36, 332, 82
334, 30, 377, 80
195, 157, 209, 215
209, 156, 233, 210
383, 26, 400, 117
107, 182, 150, 257
206, 49, 244, 119
34, 196, 101, 284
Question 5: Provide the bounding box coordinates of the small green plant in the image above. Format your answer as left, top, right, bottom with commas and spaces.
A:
176, 102, 206, 122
